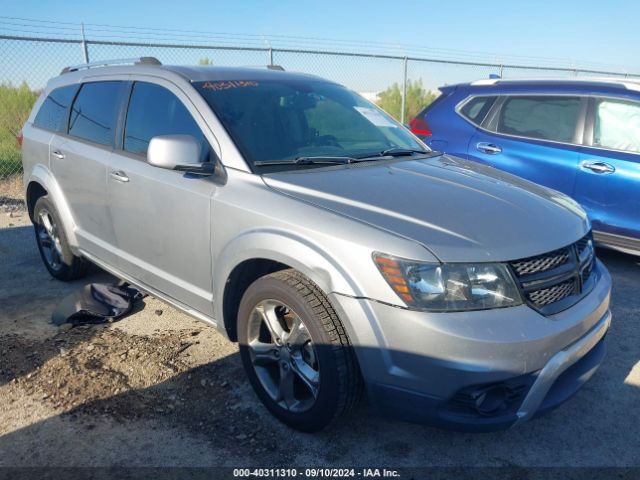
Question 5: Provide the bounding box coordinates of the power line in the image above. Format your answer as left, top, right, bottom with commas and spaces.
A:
0, 14, 633, 72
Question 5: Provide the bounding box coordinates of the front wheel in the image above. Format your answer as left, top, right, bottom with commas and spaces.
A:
238, 269, 362, 431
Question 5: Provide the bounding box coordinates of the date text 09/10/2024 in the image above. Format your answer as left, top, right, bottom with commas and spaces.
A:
232, 468, 401, 478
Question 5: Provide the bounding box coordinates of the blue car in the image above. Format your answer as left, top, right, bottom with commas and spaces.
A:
410, 78, 640, 256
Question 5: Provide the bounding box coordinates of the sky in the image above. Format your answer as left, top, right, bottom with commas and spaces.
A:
1, 0, 638, 90
3, 0, 637, 70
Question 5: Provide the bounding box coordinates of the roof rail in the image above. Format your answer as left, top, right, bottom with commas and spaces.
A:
469, 76, 640, 91
61, 57, 161, 74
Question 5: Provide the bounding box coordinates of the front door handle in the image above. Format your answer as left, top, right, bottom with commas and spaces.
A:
580, 161, 615, 174
110, 170, 130, 183
51, 150, 65, 160
476, 142, 502, 154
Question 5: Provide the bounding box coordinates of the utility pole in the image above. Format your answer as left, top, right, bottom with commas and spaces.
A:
81, 23, 89, 63
401, 57, 408, 125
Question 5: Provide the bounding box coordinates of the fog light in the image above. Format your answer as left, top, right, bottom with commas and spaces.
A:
472, 386, 510, 416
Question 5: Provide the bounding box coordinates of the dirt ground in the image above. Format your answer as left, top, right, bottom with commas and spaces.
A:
0, 201, 639, 469
0, 175, 23, 206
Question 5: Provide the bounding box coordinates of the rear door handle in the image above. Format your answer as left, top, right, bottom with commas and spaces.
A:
476, 142, 502, 154
110, 170, 130, 183
51, 150, 65, 160
581, 160, 615, 174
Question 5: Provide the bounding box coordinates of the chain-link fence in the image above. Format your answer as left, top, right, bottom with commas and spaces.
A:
1, 33, 639, 180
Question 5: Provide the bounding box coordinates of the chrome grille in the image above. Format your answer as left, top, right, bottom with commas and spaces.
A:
527, 279, 577, 307
510, 247, 570, 276
509, 232, 595, 314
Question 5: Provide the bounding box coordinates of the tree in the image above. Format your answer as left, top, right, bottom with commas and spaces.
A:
376, 79, 438, 123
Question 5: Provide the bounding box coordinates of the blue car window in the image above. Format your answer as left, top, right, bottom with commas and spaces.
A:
498, 96, 581, 143
594, 99, 640, 153
460, 96, 496, 125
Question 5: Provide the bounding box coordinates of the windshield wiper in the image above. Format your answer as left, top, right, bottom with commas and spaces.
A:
383, 147, 432, 156
254, 156, 356, 167
355, 148, 432, 160
254, 149, 437, 168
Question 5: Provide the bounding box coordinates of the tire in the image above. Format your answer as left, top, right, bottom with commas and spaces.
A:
238, 269, 362, 432
33, 195, 87, 281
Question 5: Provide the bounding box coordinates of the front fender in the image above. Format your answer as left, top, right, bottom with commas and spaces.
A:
26, 164, 79, 251
213, 227, 367, 324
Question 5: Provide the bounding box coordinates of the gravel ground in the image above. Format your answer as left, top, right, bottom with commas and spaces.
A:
0, 175, 24, 206
0, 204, 639, 469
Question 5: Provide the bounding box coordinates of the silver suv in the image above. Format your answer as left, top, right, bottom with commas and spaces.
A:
22, 58, 612, 432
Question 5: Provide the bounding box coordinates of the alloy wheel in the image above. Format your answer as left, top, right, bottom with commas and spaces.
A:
247, 299, 320, 412
36, 209, 63, 271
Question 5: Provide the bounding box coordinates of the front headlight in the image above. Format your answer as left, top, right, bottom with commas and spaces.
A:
373, 253, 523, 311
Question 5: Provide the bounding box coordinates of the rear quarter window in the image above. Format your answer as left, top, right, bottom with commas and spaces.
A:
459, 96, 497, 125
33, 85, 78, 132
68, 81, 124, 146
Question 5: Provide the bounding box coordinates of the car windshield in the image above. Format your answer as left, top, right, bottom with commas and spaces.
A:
194, 78, 429, 171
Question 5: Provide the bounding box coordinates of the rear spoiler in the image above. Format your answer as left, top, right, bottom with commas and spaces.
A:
438, 84, 459, 95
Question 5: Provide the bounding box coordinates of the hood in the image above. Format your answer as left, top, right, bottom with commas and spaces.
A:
262, 155, 590, 263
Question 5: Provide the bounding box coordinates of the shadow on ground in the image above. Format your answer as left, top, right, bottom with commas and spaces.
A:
0, 221, 639, 467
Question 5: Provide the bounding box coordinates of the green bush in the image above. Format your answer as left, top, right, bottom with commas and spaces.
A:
0, 145, 22, 177
0, 82, 38, 177
376, 79, 438, 123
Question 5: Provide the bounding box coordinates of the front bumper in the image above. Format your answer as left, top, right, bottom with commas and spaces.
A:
330, 260, 612, 431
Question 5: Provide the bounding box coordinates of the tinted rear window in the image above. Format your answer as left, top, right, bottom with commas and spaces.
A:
460, 96, 496, 125
68, 81, 124, 146
33, 85, 78, 132
497, 96, 581, 143
124, 82, 209, 160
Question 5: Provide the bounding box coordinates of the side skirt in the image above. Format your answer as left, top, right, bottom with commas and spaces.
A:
594, 230, 640, 257
79, 249, 223, 334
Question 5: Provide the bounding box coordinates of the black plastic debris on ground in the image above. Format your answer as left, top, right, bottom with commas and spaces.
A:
51, 283, 146, 326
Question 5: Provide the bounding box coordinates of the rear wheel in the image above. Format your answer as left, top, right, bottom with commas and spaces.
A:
33, 195, 87, 281
238, 269, 362, 431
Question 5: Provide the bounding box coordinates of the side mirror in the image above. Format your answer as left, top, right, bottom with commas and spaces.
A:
147, 134, 212, 175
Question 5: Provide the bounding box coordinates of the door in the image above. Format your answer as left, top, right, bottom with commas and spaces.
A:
574, 96, 640, 242
50, 81, 126, 264
107, 80, 217, 316
468, 95, 585, 196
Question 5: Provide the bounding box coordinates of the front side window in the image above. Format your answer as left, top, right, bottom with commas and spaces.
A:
33, 84, 78, 132
68, 81, 124, 146
194, 79, 425, 170
124, 82, 210, 160
497, 96, 581, 143
594, 98, 640, 153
